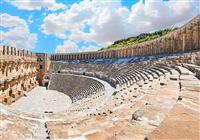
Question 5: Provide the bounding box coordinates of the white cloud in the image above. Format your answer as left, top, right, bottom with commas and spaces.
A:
81, 45, 99, 52
55, 40, 100, 53
55, 40, 79, 53
0, 13, 37, 49
42, 0, 199, 52
4, 0, 66, 11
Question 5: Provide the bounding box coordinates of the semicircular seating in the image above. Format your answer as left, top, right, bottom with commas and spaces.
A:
1, 52, 200, 140
48, 74, 105, 103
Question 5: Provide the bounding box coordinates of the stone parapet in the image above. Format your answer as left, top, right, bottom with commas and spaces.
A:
0, 45, 37, 62
51, 14, 200, 61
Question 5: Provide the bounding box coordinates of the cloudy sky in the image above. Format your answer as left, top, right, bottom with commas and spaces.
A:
0, 0, 199, 53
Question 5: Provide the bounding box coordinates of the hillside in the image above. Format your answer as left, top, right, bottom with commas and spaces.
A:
100, 28, 177, 51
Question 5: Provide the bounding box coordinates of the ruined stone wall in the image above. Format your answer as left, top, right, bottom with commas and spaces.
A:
36, 53, 51, 86
51, 15, 200, 61
0, 46, 38, 105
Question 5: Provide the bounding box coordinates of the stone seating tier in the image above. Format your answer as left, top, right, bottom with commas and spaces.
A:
49, 74, 105, 102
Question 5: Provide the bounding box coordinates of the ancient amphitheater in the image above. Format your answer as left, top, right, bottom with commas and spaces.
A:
0, 15, 199, 140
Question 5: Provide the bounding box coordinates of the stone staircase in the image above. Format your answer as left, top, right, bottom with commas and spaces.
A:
33, 122, 50, 140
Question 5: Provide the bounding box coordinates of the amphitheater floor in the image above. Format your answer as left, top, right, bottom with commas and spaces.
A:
10, 86, 72, 113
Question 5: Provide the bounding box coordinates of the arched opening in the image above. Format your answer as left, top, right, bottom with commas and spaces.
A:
9, 89, 12, 96
45, 82, 49, 89
21, 83, 25, 90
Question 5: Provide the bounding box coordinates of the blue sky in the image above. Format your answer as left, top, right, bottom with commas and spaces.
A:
0, 0, 199, 54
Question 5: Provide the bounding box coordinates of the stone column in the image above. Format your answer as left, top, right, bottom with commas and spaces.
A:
125, 48, 128, 57
121, 49, 124, 57
150, 43, 153, 55
81, 54, 83, 60
152, 41, 157, 54
3, 46, 5, 55
156, 39, 160, 54
173, 32, 178, 53
102, 52, 104, 58
109, 51, 111, 58
161, 38, 165, 54
119, 49, 121, 58
181, 27, 186, 53
192, 19, 199, 50
143, 44, 146, 55
111, 50, 114, 58
155, 41, 158, 55
146, 43, 149, 55
166, 36, 170, 54
139, 46, 142, 56
145, 43, 148, 55
142, 44, 145, 55
87, 53, 89, 59
122, 49, 124, 57
154, 41, 158, 55
105, 52, 107, 58
130, 47, 133, 56
186, 24, 192, 51
182, 34, 186, 53
134, 46, 137, 56
120, 49, 122, 57
122, 49, 125, 57
98, 53, 100, 59
82, 54, 85, 59
115, 50, 117, 58
126, 47, 131, 57
84, 54, 87, 59
118, 50, 121, 58
171, 35, 175, 54
165, 37, 169, 54
96, 52, 98, 59
132, 47, 134, 57
146, 44, 149, 55
149, 43, 152, 55
94, 53, 96, 59
140, 45, 143, 56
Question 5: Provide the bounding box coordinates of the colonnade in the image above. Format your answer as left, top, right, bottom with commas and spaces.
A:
51, 15, 199, 61
0, 46, 37, 62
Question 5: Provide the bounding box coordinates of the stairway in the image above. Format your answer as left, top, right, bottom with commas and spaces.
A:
33, 122, 50, 140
